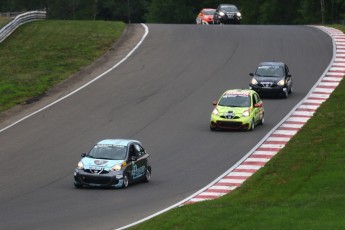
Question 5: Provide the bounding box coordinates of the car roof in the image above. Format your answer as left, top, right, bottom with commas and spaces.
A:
259, 61, 285, 67
220, 4, 237, 7
96, 139, 141, 146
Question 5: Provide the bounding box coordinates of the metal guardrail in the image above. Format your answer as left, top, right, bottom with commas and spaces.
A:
0, 11, 46, 43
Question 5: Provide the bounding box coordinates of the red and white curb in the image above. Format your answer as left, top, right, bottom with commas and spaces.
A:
183, 26, 345, 205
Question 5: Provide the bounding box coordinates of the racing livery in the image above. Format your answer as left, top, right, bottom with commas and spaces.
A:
74, 139, 151, 189
249, 61, 293, 98
210, 89, 264, 131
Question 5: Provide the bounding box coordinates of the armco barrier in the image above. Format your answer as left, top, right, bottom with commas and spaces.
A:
0, 10, 46, 43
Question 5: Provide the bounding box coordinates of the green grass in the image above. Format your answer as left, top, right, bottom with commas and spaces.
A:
129, 29, 345, 229
0, 20, 125, 111
0, 17, 10, 28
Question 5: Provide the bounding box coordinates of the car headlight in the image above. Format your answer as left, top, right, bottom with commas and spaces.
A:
219, 12, 225, 16
77, 161, 84, 170
242, 110, 250, 117
111, 162, 127, 171
237, 12, 242, 17
212, 108, 219, 115
112, 164, 122, 171
277, 79, 285, 86
251, 78, 258, 85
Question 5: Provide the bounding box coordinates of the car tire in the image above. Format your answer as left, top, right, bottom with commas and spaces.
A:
210, 125, 217, 131
250, 119, 255, 131
74, 182, 82, 189
259, 114, 264, 125
282, 90, 288, 99
122, 174, 129, 188
143, 168, 151, 183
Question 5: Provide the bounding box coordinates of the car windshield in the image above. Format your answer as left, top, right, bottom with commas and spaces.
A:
87, 144, 127, 160
221, 5, 238, 12
204, 9, 216, 15
255, 65, 284, 77
218, 94, 251, 107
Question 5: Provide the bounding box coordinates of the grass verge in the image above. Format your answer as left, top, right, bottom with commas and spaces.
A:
0, 17, 10, 28
0, 20, 125, 112
129, 27, 345, 229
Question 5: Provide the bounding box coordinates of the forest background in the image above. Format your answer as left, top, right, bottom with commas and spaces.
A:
0, 0, 344, 25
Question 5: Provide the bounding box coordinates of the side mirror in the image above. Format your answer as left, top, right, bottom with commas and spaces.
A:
254, 103, 262, 108
81, 153, 86, 157
212, 100, 217, 106
249, 73, 254, 76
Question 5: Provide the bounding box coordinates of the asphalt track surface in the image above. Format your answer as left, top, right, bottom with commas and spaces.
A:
0, 24, 333, 230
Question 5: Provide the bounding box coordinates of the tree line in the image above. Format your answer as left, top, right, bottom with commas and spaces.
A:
0, 0, 344, 25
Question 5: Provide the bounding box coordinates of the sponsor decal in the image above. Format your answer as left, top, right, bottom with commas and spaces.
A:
131, 163, 145, 180
94, 160, 108, 165
224, 91, 250, 96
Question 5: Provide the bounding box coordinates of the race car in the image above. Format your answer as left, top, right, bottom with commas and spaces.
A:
74, 139, 151, 189
210, 89, 264, 131
196, 8, 216, 25
213, 4, 242, 24
249, 61, 293, 98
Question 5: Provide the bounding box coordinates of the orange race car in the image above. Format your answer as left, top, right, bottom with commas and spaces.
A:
196, 8, 216, 25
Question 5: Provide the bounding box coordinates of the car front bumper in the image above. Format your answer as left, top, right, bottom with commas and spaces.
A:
74, 169, 124, 188
210, 115, 252, 130
217, 15, 241, 24
249, 84, 287, 96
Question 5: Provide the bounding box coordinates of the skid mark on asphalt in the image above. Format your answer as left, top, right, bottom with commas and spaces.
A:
183, 26, 345, 205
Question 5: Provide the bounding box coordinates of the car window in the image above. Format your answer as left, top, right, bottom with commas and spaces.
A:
134, 144, 145, 157
204, 9, 215, 15
256, 65, 284, 77
253, 93, 260, 104
285, 65, 290, 76
128, 144, 135, 157
88, 144, 127, 160
221, 5, 238, 12
219, 94, 251, 107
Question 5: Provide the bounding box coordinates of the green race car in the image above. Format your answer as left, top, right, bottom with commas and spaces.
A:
210, 89, 264, 131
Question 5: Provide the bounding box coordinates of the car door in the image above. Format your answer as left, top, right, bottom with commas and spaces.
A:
130, 143, 147, 182
252, 93, 263, 123
284, 64, 292, 90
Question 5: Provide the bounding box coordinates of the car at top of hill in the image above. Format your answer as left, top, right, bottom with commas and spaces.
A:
213, 4, 242, 24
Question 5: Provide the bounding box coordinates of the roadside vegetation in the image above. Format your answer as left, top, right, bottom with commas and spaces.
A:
0, 16, 10, 28
129, 27, 345, 229
0, 20, 344, 229
0, 20, 125, 112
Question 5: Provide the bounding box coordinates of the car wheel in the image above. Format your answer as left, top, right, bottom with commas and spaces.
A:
282, 90, 288, 98
259, 114, 264, 125
74, 182, 82, 189
143, 168, 151, 183
250, 119, 255, 131
122, 174, 129, 188
210, 125, 217, 131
